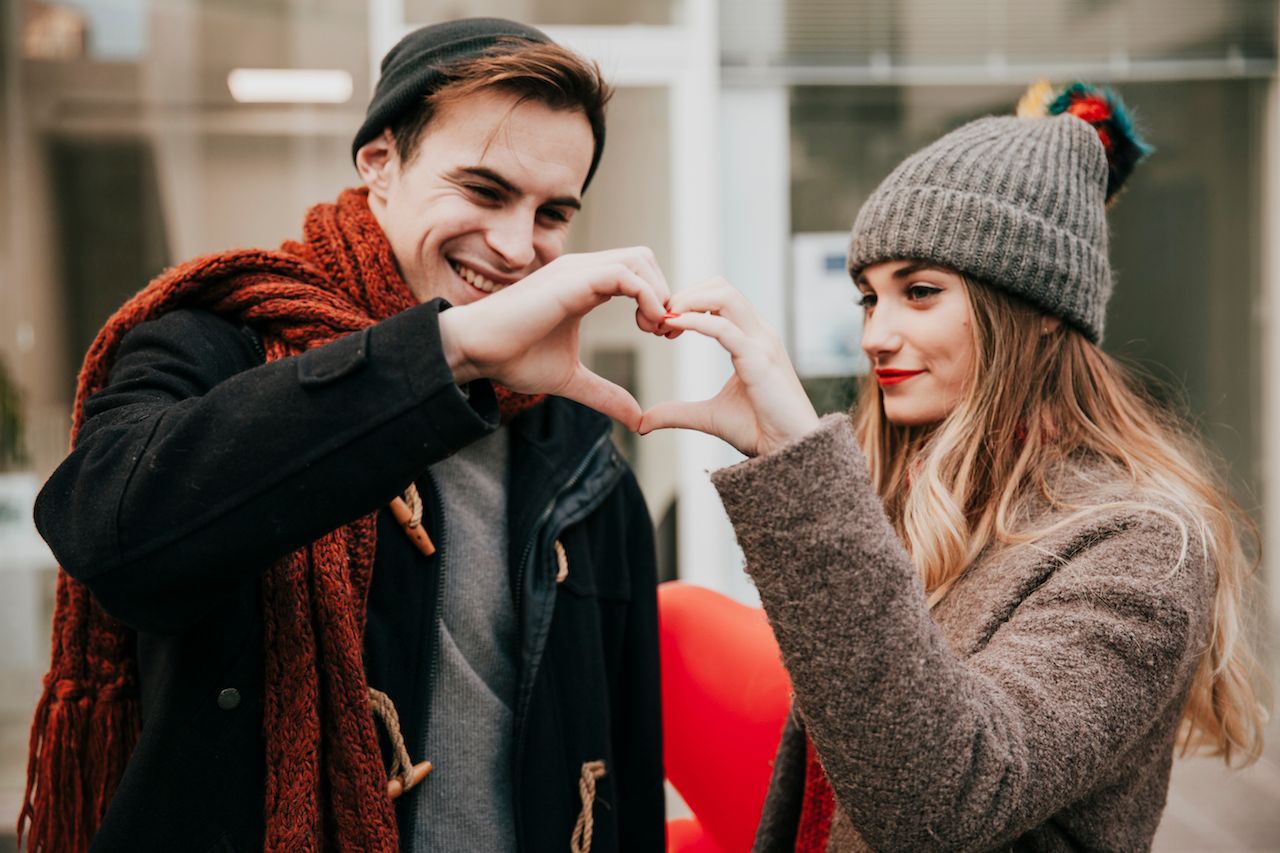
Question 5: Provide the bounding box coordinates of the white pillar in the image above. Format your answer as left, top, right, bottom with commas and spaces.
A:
368, 0, 404, 91
1262, 36, 1280, 660
698, 86, 791, 604
668, 0, 739, 594
720, 88, 790, 346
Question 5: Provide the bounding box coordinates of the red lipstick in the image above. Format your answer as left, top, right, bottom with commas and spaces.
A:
875, 369, 924, 386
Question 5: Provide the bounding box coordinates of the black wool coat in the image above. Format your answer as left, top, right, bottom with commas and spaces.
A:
35, 299, 665, 852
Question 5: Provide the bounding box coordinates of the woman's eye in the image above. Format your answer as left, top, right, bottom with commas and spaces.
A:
906, 284, 941, 301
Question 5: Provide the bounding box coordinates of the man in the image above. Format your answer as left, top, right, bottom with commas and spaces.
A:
21, 18, 666, 852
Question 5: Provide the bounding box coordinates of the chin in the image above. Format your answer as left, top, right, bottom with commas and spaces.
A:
446, 286, 487, 307
881, 406, 946, 427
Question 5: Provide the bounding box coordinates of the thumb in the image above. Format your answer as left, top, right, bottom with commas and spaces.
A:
638, 399, 718, 436
559, 364, 643, 431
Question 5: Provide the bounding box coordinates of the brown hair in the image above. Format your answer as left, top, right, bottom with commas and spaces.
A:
389, 38, 612, 168
854, 273, 1269, 766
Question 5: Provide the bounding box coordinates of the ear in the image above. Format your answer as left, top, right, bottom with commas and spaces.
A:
1041, 315, 1063, 335
356, 129, 398, 201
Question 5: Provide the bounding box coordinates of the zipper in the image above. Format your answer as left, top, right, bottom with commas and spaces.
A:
511, 429, 612, 619
239, 324, 266, 363
511, 429, 620, 844
416, 472, 448, 761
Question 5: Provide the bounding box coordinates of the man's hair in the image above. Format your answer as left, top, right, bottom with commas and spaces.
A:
388, 38, 612, 169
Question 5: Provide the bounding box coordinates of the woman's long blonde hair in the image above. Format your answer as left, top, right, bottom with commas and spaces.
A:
853, 274, 1268, 766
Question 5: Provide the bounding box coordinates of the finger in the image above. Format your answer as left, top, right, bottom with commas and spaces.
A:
596, 246, 671, 306
548, 262, 663, 333
639, 399, 719, 435
646, 305, 684, 337
510, 255, 666, 333
559, 364, 643, 430
667, 277, 771, 338
635, 308, 664, 335
636, 304, 660, 336
655, 319, 682, 338
387, 760, 433, 799
631, 246, 672, 305
660, 310, 756, 360
593, 249, 670, 322
585, 265, 667, 331
659, 304, 687, 336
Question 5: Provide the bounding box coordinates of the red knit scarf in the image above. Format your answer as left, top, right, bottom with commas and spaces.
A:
18, 187, 541, 852
795, 734, 837, 852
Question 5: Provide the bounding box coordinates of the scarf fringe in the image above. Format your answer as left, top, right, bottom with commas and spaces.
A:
19, 679, 139, 853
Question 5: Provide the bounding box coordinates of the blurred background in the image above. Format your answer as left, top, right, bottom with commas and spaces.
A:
1, 0, 1277, 849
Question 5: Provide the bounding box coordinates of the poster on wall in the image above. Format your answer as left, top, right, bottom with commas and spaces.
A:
791, 232, 869, 378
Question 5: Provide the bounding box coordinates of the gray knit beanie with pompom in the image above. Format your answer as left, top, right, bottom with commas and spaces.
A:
847, 84, 1151, 343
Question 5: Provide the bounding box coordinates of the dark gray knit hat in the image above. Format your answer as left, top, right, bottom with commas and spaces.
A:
352, 17, 606, 189
848, 113, 1113, 341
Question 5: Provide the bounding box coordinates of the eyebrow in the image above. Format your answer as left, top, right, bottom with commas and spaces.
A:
893, 261, 947, 279
855, 261, 947, 286
455, 166, 582, 211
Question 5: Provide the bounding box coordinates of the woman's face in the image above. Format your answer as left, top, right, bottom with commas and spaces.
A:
856, 260, 975, 426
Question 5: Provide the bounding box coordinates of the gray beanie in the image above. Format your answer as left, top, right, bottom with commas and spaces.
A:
848, 113, 1113, 341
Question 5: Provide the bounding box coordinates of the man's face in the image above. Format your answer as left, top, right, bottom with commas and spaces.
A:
360, 88, 594, 305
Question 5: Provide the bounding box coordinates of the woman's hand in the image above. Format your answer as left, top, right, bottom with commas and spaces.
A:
438, 247, 671, 431
640, 277, 820, 457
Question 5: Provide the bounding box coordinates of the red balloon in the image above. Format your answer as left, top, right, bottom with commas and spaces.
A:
660, 582, 791, 852
666, 817, 721, 853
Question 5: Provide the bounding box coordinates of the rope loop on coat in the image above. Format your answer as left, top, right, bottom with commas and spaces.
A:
368, 687, 415, 789
570, 759, 607, 853
554, 539, 569, 584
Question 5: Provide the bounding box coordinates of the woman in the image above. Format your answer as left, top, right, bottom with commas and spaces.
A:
642, 84, 1267, 851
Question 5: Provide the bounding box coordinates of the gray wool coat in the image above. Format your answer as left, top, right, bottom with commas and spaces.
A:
711, 414, 1215, 853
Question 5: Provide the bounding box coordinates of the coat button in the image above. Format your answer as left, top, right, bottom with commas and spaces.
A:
217, 688, 241, 710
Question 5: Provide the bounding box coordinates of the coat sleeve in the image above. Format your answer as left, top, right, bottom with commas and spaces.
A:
612, 469, 666, 852
36, 300, 498, 633
711, 414, 1213, 852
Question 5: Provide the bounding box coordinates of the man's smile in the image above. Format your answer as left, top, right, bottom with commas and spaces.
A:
450, 260, 515, 294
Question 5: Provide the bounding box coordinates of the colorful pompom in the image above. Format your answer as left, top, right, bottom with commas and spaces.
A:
1015, 79, 1055, 119
1017, 80, 1152, 202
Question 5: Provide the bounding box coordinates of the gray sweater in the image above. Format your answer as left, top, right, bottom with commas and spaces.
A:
711, 414, 1214, 852
414, 427, 517, 852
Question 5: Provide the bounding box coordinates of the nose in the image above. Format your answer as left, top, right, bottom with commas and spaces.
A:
485, 209, 537, 271
860, 304, 902, 363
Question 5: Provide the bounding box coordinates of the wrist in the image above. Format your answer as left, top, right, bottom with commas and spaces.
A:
759, 411, 823, 457
438, 306, 480, 385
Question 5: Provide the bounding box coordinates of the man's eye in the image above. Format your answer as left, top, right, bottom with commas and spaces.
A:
467, 185, 500, 202
540, 208, 569, 224
856, 293, 876, 308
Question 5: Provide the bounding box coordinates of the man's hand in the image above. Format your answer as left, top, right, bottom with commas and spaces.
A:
439, 247, 670, 431
639, 277, 820, 457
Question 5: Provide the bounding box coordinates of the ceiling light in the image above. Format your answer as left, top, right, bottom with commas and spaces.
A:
227, 69, 353, 104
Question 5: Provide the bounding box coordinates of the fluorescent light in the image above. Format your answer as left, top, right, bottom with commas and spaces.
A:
227, 69, 353, 104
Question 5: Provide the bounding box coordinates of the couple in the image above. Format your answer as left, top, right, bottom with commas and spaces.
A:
21, 18, 1263, 853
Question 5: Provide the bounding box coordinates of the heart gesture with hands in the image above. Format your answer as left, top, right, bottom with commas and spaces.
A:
439, 247, 671, 431
640, 277, 821, 458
